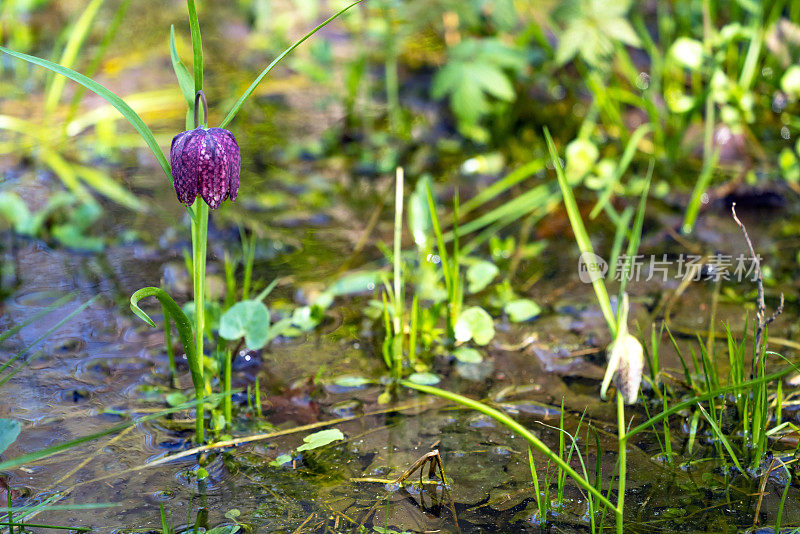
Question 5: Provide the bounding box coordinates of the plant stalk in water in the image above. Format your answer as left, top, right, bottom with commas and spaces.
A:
189, 92, 210, 439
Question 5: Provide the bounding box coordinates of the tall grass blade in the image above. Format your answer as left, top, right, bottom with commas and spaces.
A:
67, 0, 132, 123
617, 160, 652, 305
544, 127, 616, 336
0, 46, 171, 180
682, 149, 720, 234
590, 124, 652, 218
696, 403, 743, 473
626, 366, 794, 440
528, 447, 546, 523
170, 25, 195, 106
458, 158, 545, 217
608, 206, 633, 281
44, 0, 105, 113
186, 0, 203, 94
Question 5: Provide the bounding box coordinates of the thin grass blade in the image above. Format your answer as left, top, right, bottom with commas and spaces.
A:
0, 46, 171, 180
219, 0, 363, 128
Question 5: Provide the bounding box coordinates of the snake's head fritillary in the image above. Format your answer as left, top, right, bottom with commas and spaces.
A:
170, 127, 240, 209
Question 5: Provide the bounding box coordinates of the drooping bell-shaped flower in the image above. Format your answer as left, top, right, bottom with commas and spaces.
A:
169, 91, 240, 210
600, 293, 644, 405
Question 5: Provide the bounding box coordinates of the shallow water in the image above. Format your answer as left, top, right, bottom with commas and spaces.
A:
2, 186, 799, 532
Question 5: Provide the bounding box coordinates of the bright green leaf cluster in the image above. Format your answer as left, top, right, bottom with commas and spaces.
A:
431, 38, 526, 140
554, 0, 640, 67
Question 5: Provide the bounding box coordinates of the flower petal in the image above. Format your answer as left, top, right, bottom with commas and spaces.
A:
197, 130, 229, 210
209, 128, 240, 202
170, 129, 199, 205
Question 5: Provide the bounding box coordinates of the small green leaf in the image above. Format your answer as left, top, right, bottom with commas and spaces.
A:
165, 392, 189, 407
269, 453, 293, 467
326, 271, 382, 297
408, 176, 433, 249
779, 148, 799, 182
669, 37, 704, 70
600, 18, 640, 47
782, 65, 800, 97
453, 347, 483, 364
504, 299, 542, 322
407, 372, 441, 385
52, 224, 104, 251
565, 138, 599, 184
454, 306, 495, 346
431, 38, 524, 134
466, 260, 499, 293
471, 63, 516, 101
0, 192, 32, 235
296, 428, 344, 452
0, 419, 21, 455
291, 306, 321, 331
219, 300, 270, 349
333, 376, 373, 388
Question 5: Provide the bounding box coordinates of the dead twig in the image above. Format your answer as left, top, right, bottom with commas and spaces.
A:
351, 449, 449, 488
731, 203, 784, 371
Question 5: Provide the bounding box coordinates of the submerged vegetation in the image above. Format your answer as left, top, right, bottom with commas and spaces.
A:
1, 0, 800, 532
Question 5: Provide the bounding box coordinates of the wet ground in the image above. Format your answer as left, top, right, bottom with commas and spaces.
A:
2, 165, 800, 533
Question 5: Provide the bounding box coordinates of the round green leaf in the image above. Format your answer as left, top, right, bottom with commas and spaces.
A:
466, 260, 499, 293
504, 299, 542, 322
454, 306, 495, 346
669, 37, 704, 70
0, 418, 21, 455
453, 347, 483, 363
219, 300, 270, 349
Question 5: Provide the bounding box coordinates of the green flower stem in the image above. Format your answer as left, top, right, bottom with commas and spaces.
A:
190, 197, 209, 437
223, 349, 232, 424
188, 84, 209, 440
130, 286, 204, 441
392, 167, 404, 380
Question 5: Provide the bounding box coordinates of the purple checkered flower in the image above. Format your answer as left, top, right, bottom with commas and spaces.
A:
170, 127, 240, 210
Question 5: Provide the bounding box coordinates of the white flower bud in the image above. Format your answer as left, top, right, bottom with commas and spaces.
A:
600, 294, 644, 404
